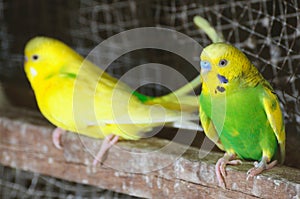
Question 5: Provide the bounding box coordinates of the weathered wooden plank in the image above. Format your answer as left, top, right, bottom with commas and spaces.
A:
0, 109, 299, 198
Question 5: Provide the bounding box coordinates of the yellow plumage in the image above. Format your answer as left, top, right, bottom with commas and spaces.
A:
24, 37, 202, 164
24, 36, 200, 140
23, 17, 227, 164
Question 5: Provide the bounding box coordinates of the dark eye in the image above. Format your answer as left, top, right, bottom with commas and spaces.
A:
32, 55, 39, 61
219, 59, 227, 67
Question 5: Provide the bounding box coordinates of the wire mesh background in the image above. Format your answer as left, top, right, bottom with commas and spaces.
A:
0, 0, 299, 198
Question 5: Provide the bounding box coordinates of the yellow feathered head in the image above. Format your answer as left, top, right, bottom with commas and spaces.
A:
200, 42, 254, 93
24, 36, 82, 83
200, 42, 252, 80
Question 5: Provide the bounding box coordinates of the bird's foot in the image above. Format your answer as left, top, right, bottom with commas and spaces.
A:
93, 134, 119, 166
247, 157, 277, 179
216, 153, 242, 188
52, 127, 66, 149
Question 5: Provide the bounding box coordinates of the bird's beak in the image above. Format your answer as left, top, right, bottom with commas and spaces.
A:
200, 60, 211, 74
217, 74, 229, 84
24, 56, 28, 63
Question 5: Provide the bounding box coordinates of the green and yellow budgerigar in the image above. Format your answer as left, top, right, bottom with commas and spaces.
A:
199, 42, 285, 187
24, 36, 201, 165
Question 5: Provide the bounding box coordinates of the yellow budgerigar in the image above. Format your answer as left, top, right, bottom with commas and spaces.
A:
24, 36, 201, 165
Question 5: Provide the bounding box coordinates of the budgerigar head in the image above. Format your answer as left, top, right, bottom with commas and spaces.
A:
24, 36, 82, 83
200, 42, 252, 93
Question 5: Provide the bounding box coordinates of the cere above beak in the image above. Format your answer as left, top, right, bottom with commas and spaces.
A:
200, 61, 211, 73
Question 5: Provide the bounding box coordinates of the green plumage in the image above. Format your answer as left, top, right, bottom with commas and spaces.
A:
199, 84, 278, 160
199, 43, 285, 184
132, 91, 154, 103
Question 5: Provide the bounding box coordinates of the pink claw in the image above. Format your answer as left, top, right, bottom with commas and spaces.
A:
93, 134, 119, 166
247, 158, 277, 179
52, 128, 65, 150
215, 153, 242, 188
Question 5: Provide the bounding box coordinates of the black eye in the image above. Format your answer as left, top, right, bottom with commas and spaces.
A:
219, 59, 227, 67
32, 55, 39, 61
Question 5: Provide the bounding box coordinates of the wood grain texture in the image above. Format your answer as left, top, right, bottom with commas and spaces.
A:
0, 108, 299, 198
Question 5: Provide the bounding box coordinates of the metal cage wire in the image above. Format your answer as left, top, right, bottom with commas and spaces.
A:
0, 0, 299, 198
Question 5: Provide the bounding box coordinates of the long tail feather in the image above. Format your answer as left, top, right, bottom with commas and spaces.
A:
193, 16, 225, 43
135, 16, 225, 113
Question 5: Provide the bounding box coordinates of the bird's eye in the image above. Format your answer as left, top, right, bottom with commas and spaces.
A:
32, 55, 39, 61
219, 59, 228, 67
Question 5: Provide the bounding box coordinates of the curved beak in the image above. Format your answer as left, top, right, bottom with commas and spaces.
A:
24, 56, 28, 64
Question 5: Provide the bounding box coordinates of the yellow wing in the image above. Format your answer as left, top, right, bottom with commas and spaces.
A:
25, 36, 198, 141
262, 84, 286, 163
39, 58, 197, 140
75, 60, 197, 124
199, 104, 225, 151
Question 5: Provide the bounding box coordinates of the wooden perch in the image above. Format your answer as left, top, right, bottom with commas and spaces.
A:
0, 108, 299, 198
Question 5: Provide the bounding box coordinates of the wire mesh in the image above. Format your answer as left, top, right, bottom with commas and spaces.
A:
72, 0, 300, 131
0, 165, 138, 199
0, 0, 299, 198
